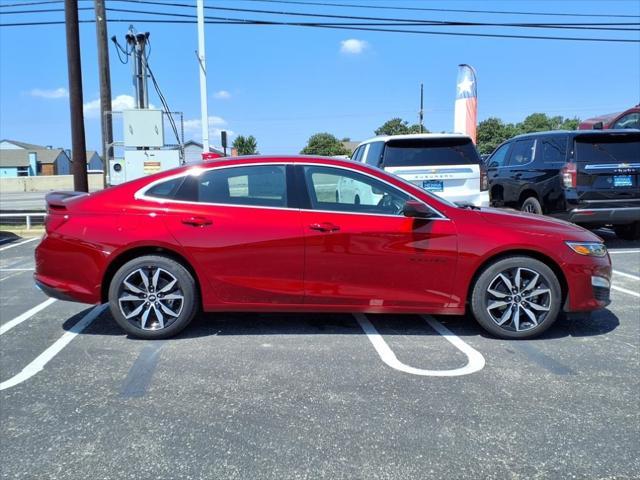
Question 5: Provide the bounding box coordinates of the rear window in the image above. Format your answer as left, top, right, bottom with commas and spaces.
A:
575, 134, 640, 163
382, 138, 480, 167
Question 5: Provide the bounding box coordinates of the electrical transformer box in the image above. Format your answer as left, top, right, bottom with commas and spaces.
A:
123, 109, 164, 147
123, 150, 181, 181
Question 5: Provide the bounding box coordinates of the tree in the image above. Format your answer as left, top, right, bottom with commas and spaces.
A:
374, 118, 426, 136
477, 113, 581, 154
300, 133, 350, 156
232, 135, 258, 155
476, 117, 518, 155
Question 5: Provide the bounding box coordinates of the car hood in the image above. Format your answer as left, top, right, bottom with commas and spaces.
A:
477, 207, 603, 242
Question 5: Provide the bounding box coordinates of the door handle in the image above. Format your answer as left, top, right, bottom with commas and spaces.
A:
181, 216, 213, 227
309, 222, 340, 232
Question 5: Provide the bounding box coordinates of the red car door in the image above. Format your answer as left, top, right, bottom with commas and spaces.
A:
161, 164, 305, 307
298, 165, 458, 310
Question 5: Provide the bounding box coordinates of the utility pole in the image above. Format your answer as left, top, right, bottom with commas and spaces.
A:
126, 29, 150, 109
419, 83, 424, 133
64, 0, 88, 192
196, 0, 210, 153
94, 0, 113, 186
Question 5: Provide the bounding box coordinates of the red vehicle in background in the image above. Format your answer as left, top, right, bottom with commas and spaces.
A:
579, 105, 640, 130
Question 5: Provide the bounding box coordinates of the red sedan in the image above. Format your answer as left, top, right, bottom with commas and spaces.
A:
35, 156, 612, 339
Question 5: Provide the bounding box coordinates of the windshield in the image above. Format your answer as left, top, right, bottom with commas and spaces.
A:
575, 134, 640, 163
382, 138, 481, 167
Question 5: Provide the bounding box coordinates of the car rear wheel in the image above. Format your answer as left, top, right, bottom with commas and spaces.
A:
471, 256, 562, 339
108, 255, 198, 339
520, 196, 543, 215
614, 222, 640, 241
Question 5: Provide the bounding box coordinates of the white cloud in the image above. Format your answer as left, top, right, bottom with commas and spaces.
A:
30, 87, 68, 99
213, 90, 231, 100
340, 39, 368, 55
183, 116, 233, 141
83, 94, 155, 118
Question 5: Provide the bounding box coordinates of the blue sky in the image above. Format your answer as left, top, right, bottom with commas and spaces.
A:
1, 0, 639, 154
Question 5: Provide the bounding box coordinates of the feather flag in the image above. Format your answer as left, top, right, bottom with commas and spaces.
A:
454, 64, 478, 143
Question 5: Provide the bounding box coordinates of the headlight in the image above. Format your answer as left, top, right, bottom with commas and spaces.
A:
565, 241, 607, 257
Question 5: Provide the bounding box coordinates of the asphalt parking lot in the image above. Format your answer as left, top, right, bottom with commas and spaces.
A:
1, 232, 638, 480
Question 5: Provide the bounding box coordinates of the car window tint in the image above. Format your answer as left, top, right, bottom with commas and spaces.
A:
145, 177, 185, 199
507, 139, 536, 166
613, 112, 640, 130
363, 142, 385, 166
542, 137, 567, 163
303, 166, 410, 216
382, 138, 480, 167
198, 165, 287, 207
488, 143, 510, 168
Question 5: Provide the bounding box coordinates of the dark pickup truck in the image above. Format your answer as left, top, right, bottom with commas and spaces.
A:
485, 129, 640, 240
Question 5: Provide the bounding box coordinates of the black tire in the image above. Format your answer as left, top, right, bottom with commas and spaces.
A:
108, 255, 198, 339
520, 196, 543, 215
614, 222, 640, 241
471, 256, 562, 339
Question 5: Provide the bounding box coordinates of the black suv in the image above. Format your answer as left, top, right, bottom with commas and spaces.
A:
486, 129, 640, 240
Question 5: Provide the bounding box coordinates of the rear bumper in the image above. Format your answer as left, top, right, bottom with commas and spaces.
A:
565, 206, 640, 225
439, 191, 490, 208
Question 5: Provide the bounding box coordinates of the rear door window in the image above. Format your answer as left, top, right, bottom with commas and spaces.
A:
197, 165, 287, 207
382, 138, 480, 167
507, 139, 536, 166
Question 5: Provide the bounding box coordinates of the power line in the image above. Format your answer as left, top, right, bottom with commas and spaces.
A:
118, 0, 640, 29
1, 17, 639, 43
103, 6, 640, 31
237, 0, 640, 19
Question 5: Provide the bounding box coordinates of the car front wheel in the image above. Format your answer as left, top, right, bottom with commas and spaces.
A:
108, 255, 198, 339
471, 256, 562, 339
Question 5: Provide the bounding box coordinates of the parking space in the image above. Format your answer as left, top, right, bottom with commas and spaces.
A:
1, 236, 638, 479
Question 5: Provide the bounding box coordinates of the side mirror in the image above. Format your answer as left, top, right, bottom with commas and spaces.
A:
402, 200, 435, 219
593, 121, 604, 130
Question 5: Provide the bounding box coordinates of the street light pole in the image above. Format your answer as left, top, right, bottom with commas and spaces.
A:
196, 0, 210, 153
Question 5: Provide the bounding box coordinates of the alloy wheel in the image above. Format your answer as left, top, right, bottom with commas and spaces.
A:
485, 267, 552, 332
117, 267, 185, 331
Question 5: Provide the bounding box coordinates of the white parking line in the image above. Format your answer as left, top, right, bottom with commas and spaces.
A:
608, 250, 640, 255
613, 270, 640, 281
0, 237, 39, 252
611, 285, 640, 298
0, 298, 57, 336
0, 268, 35, 272
0, 304, 107, 391
354, 313, 485, 377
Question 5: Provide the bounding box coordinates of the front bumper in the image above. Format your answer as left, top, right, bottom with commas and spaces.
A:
562, 257, 612, 312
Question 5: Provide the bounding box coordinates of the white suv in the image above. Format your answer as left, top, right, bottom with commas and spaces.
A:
350, 134, 490, 207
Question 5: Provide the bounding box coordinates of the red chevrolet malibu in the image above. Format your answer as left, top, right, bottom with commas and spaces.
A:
35, 156, 611, 339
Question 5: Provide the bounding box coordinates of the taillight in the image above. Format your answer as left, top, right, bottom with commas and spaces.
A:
45, 213, 69, 234
561, 162, 577, 189
480, 165, 489, 191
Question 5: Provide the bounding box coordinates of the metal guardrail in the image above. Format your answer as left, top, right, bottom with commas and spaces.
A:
0, 213, 46, 230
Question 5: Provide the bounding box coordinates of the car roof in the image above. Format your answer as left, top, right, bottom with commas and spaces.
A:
507, 129, 640, 141
357, 133, 471, 147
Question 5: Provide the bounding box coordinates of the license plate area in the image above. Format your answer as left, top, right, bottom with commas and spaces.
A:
423, 180, 444, 192
613, 175, 633, 188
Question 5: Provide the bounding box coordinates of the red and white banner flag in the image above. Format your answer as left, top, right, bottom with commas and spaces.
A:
453, 64, 478, 143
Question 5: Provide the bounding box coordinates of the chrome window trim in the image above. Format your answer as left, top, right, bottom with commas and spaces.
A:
135, 161, 450, 221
